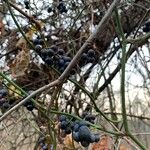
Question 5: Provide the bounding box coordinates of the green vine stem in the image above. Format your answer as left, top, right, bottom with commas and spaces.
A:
115, 8, 147, 150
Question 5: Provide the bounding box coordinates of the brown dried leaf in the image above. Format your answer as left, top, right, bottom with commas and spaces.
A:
63, 134, 74, 149
63, 134, 81, 150
16, 30, 33, 48
16, 37, 27, 49
119, 142, 132, 150
90, 135, 113, 150
10, 48, 30, 78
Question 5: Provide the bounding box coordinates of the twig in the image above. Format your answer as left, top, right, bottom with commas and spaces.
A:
4, 0, 34, 49
8, 1, 42, 30
126, 32, 150, 45
104, 112, 150, 120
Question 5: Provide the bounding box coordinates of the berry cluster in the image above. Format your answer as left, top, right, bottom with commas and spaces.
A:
143, 22, 150, 33
57, 1, 68, 14
59, 114, 100, 147
23, 99, 35, 111
38, 137, 48, 150
33, 38, 45, 46
59, 115, 72, 134
82, 112, 96, 124
0, 86, 35, 112
79, 49, 96, 66
34, 40, 76, 75
24, 1, 30, 9
0, 87, 10, 110
34, 37, 97, 75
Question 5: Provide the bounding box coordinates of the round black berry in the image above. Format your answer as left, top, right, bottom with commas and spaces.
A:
45, 57, 54, 65
57, 49, 65, 55
80, 141, 90, 147
90, 134, 96, 143
59, 115, 67, 122
78, 126, 91, 142
35, 45, 42, 51
72, 132, 80, 142
60, 121, 68, 130
47, 7, 52, 13
87, 49, 95, 57
0, 89, 7, 97
33, 39, 40, 45
94, 134, 100, 142
2, 102, 10, 109
26, 104, 34, 111
65, 127, 71, 134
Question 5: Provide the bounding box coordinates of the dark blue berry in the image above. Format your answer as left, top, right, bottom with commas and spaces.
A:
41, 51, 48, 60
65, 127, 71, 134
24, 1, 30, 9
59, 115, 67, 122
35, 45, 42, 51
87, 49, 95, 57
60, 121, 68, 130
85, 114, 96, 121
60, 6, 67, 13
88, 57, 95, 63
26, 104, 34, 111
42, 144, 48, 150
46, 49, 55, 56
59, 67, 65, 73
47, 7, 52, 13
80, 141, 90, 147
70, 69, 76, 75
81, 111, 88, 118
63, 56, 71, 62
58, 58, 65, 67
72, 132, 80, 142
78, 126, 91, 142
94, 134, 100, 142
0, 89, 7, 97
33, 39, 40, 45
73, 123, 79, 132
24, 0, 29, 5
57, 2, 67, 13
64, 61, 70, 69
78, 121, 88, 127
81, 53, 88, 60
2, 102, 10, 109
24, 100, 33, 107
0, 98, 7, 106
90, 134, 96, 143
45, 57, 53, 65
143, 22, 150, 33
57, 49, 65, 55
